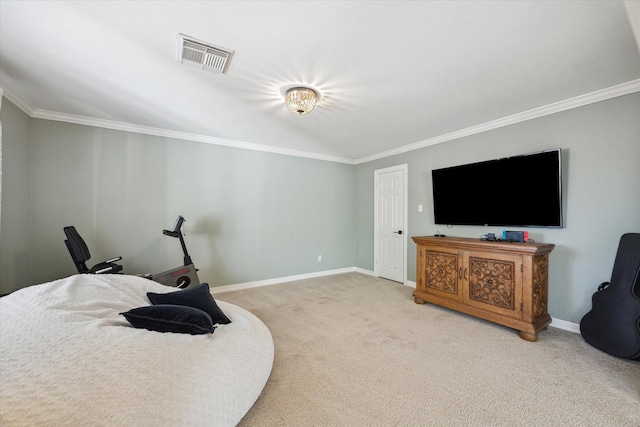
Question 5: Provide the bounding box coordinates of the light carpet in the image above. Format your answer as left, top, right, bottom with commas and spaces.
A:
215, 272, 639, 426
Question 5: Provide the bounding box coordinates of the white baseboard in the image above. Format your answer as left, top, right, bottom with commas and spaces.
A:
549, 317, 580, 334
211, 267, 581, 334
353, 267, 376, 276
211, 267, 358, 294
405, 280, 416, 288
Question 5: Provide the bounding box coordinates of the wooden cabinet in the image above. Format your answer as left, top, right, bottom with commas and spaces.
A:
412, 236, 554, 341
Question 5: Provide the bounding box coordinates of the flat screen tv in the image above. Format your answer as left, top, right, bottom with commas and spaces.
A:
432, 149, 563, 228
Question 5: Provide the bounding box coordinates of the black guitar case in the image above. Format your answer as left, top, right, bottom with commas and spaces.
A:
580, 233, 640, 360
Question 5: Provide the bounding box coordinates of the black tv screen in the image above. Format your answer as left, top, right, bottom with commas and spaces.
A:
432, 149, 563, 228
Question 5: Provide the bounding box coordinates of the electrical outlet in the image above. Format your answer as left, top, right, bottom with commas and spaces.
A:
318, 255, 322, 262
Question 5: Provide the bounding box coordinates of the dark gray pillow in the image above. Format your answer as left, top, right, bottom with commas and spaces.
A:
147, 283, 231, 325
121, 305, 214, 335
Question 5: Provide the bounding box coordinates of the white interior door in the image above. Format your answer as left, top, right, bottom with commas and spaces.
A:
374, 165, 407, 283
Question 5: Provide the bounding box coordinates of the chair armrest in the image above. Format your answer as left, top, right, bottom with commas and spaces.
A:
104, 256, 123, 263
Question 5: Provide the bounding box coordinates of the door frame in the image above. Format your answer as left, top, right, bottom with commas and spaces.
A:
373, 164, 408, 284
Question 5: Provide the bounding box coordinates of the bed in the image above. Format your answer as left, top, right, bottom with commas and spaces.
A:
0, 274, 274, 426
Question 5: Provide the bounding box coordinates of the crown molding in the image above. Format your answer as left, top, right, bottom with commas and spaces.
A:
354, 79, 640, 164
0, 84, 37, 116
29, 109, 355, 165
2, 79, 638, 166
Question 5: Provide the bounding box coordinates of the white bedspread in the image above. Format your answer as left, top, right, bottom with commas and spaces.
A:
0, 274, 273, 426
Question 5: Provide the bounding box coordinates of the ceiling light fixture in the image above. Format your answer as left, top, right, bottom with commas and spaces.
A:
285, 87, 318, 115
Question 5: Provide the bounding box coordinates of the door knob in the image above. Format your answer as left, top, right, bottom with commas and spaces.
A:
393, 230, 403, 235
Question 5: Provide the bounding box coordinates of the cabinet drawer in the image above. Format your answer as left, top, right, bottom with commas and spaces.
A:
421, 247, 463, 301
463, 251, 523, 319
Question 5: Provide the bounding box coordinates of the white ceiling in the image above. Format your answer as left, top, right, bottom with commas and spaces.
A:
1, 1, 639, 163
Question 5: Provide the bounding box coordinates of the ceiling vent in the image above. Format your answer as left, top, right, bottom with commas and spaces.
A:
177, 34, 234, 74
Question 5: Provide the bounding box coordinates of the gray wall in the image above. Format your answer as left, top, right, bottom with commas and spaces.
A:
355, 92, 640, 324
2, 93, 639, 325
0, 100, 32, 290
1, 101, 355, 291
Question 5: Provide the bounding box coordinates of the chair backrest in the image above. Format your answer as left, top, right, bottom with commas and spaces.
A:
64, 226, 91, 273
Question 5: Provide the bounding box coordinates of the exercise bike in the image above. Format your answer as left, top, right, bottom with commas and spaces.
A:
150, 216, 200, 289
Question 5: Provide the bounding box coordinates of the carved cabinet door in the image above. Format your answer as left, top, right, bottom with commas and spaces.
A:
419, 246, 463, 301
462, 251, 523, 319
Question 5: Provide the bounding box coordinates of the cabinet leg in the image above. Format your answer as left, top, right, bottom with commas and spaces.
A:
412, 291, 426, 304
518, 331, 538, 342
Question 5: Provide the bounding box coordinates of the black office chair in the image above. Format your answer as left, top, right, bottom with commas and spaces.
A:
64, 226, 124, 274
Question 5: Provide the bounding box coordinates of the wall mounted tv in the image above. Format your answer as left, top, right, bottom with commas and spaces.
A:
432, 149, 563, 228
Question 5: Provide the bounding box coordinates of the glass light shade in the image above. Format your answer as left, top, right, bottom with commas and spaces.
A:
285, 87, 317, 115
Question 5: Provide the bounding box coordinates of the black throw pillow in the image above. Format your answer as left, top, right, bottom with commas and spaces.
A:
147, 282, 231, 325
121, 305, 215, 335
